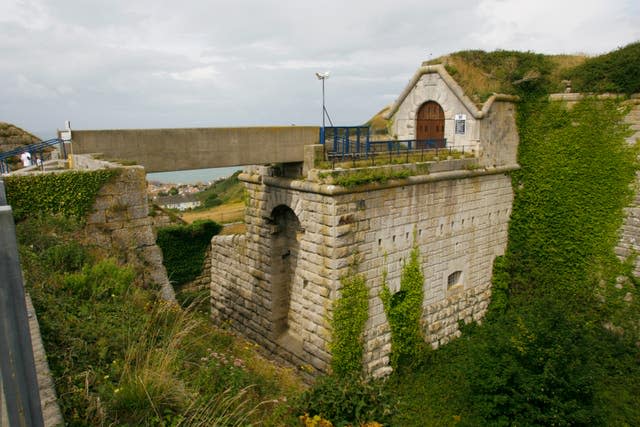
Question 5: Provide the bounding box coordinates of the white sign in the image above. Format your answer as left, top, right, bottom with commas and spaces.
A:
454, 114, 466, 134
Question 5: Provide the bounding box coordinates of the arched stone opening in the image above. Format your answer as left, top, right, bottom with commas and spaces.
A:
270, 205, 303, 351
416, 101, 445, 148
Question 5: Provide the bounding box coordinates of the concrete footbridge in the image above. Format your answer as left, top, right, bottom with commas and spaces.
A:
69, 126, 320, 172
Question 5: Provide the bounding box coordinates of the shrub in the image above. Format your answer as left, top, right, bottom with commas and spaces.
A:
156, 219, 222, 286
43, 241, 89, 273
465, 299, 602, 426
296, 374, 394, 426
566, 41, 640, 94
62, 259, 134, 301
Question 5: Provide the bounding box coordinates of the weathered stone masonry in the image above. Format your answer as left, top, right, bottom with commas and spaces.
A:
211, 164, 515, 377
211, 65, 519, 377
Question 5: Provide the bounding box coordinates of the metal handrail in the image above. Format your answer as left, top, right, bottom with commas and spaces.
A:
0, 138, 66, 174
325, 143, 473, 169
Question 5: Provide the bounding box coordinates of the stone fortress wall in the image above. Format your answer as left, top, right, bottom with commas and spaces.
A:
210, 64, 521, 377
74, 155, 175, 300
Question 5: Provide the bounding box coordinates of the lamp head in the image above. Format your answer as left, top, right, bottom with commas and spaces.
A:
315, 71, 330, 80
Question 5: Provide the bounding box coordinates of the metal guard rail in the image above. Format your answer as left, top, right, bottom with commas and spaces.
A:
325, 143, 474, 169
0, 137, 66, 174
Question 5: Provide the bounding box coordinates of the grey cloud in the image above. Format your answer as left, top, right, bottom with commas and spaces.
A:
1, 0, 638, 137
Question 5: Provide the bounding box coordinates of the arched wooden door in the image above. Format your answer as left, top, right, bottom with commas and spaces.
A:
416, 101, 445, 148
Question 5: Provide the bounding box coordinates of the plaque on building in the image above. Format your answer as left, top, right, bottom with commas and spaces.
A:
455, 114, 466, 134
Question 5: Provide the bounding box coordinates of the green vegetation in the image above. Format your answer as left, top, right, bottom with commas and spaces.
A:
381, 246, 428, 370
566, 42, 640, 94
297, 374, 394, 426
332, 168, 412, 188
385, 96, 640, 426
17, 214, 302, 426
156, 219, 222, 287
195, 170, 243, 209
4, 169, 119, 221
330, 269, 369, 377
0, 121, 40, 150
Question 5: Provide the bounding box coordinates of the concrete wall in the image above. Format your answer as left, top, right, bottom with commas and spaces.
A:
71, 126, 319, 172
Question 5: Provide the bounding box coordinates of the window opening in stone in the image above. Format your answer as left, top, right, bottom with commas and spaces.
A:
447, 270, 463, 288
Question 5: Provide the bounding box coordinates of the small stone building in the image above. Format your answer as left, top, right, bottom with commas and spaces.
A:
210, 65, 519, 377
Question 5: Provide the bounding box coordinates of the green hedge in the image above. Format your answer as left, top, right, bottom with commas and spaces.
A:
156, 220, 222, 287
4, 170, 119, 221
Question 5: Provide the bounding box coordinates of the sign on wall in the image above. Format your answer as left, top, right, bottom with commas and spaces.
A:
455, 114, 466, 134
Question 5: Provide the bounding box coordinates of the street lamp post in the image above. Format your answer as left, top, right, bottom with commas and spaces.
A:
315, 71, 330, 144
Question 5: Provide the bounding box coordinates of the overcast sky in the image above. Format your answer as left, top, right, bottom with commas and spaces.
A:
2, 0, 639, 139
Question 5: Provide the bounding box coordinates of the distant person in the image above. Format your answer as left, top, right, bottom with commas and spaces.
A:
20, 151, 31, 167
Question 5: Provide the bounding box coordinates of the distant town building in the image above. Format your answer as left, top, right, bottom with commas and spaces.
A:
155, 194, 201, 211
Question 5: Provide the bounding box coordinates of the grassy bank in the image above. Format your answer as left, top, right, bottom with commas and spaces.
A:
17, 215, 303, 426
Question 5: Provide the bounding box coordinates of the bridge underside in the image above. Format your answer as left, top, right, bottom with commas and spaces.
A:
70, 126, 319, 172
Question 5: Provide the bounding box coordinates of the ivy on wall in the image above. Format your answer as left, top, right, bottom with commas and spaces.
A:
330, 271, 369, 377
505, 97, 639, 303
4, 170, 119, 221
381, 246, 427, 370
156, 220, 222, 287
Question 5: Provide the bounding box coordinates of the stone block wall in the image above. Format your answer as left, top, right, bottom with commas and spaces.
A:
211, 163, 515, 377
391, 69, 480, 148
75, 155, 175, 300
615, 99, 640, 275
211, 175, 337, 373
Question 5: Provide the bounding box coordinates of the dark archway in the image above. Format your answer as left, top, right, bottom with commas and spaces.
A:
270, 205, 301, 342
416, 101, 445, 148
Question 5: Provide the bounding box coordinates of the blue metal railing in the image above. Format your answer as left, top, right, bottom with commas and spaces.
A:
320, 126, 371, 157
319, 126, 449, 161
0, 138, 66, 174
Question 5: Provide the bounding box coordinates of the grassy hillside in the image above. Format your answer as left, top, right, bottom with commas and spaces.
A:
195, 170, 244, 208
365, 41, 639, 131
564, 41, 640, 94
0, 122, 40, 150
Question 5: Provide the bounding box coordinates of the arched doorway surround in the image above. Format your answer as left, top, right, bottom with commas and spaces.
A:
416, 101, 445, 148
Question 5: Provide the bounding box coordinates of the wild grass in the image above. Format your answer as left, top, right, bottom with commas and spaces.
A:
16, 214, 303, 426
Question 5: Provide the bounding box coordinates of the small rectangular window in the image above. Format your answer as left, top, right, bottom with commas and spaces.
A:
447, 270, 463, 288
